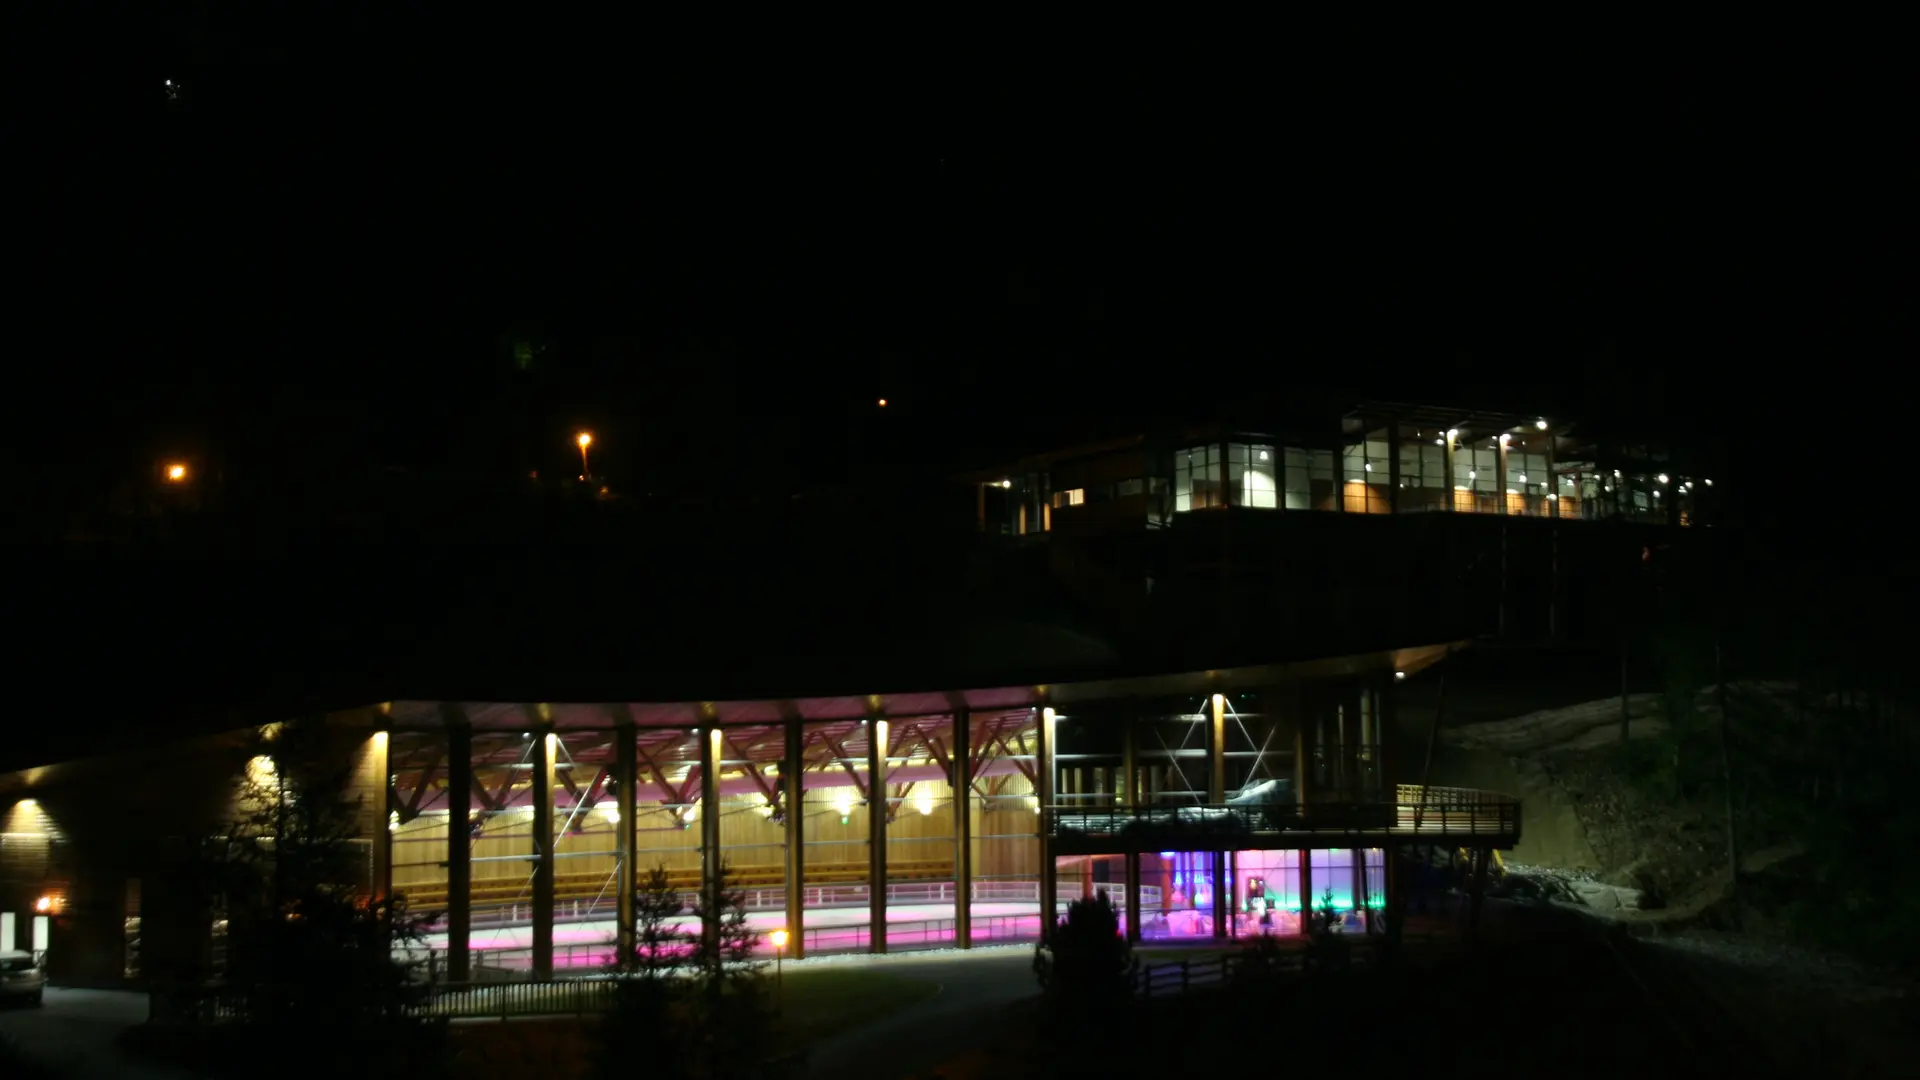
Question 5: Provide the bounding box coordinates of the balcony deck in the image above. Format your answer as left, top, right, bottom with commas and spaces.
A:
1046, 784, 1520, 854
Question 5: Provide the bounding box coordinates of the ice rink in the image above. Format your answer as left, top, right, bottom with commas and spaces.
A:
415, 900, 1052, 970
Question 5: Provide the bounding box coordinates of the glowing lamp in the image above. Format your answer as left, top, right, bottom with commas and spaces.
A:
769, 929, 789, 950
165, 463, 188, 482
877, 398, 888, 407
35, 896, 54, 914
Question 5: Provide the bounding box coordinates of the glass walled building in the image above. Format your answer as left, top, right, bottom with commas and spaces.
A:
968, 401, 1716, 536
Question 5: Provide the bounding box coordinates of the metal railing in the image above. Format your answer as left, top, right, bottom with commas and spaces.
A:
1047, 788, 1519, 842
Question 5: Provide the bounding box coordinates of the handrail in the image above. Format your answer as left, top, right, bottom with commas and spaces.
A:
1046, 791, 1520, 841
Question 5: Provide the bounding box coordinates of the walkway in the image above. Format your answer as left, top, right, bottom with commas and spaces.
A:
799, 947, 1038, 1080
0, 989, 200, 1080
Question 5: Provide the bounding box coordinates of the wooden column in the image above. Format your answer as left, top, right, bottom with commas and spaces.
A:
1207, 691, 1229, 936
1037, 705, 1057, 942
783, 717, 806, 960
531, 726, 556, 980
613, 711, 638, 964
367, 729, 393, 906
700, 724, 723, 965
1208, 693, 1226, 805
951, 707, 972, 949
867, 715, 889, 953
442, 711, 472, 983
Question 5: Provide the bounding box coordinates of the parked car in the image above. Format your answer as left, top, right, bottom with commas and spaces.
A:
0, 951, 45, 1006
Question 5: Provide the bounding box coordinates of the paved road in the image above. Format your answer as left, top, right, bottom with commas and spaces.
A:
800, 946, 1039, 1079
0, 988, 202, 1079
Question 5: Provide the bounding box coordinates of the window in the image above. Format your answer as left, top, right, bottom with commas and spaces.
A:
1173, 445, 1223, 512
1116, 478, 1145, 497
1283, 448, 1336, 510
1398, 438, 1449, 512
1453, 442, 1500, 512
1228, 443, 1278, 508
1146, 476, 1172, 526
1051, 488, 1086, 508
1341, 438, 1390, 513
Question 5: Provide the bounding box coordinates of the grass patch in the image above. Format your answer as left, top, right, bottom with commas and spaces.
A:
772, 968, 941, 1049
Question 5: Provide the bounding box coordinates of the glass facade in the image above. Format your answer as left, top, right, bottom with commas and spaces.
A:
1229, 442, 1278, 508
1282, 448, 1337, 510
1173, 445, 1224, 512
1341, 435, 1391, 514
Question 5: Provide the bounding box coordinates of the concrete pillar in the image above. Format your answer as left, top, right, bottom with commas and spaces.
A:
443, 713, 472, 983
700, 725, 723, 964
531, 728, 556, 981
951, 708, 972, 949
614, 715, 638, 964
1121, 709, 1137, 810
1037, 705, 1056, 942
782, 717, 806, 960
867, 716, 889, 953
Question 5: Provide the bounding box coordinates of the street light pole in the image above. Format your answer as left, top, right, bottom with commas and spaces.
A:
769, 929, 788, 998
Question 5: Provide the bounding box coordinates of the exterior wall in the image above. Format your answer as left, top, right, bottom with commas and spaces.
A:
1, 717, 392, 989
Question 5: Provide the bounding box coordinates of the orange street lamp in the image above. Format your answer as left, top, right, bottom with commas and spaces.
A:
576, 432, 593, 478
165, 463, 189, 483
877, 398, 888, 408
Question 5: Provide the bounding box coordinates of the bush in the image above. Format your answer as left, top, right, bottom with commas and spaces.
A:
1033, 894, 1137, 1021
1303, 887, 1351, 973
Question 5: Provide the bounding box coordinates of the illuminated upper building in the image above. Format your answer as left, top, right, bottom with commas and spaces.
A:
966, 401, 1715, 538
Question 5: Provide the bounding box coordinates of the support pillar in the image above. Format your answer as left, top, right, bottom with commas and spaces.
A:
1299, 849, 1313, 931
614, 712, 638, 965
1121, 709, 1137, 813
951, 707, 972, 949
700, 724, 723, 965
1037, 705, 1056, 942
783, 717, 806, 960
1124, 852, 1141, 944
1466, 847, 1491, 942
1211, 851, 1230, 939
867, 715, 889, 953
443, 713, 472, 983
531, 727, 556, 981
369, 728, 393, 906
1208, 693, 1228, 938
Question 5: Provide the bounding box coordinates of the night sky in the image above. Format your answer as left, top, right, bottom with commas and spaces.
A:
15, 32, 1906, 515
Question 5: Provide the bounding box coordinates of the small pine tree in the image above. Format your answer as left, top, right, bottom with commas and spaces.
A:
689, 860, 777, 1079
1303, 886, 1351, 973
613, 864, 693, 978
596, 865, 697, 1080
